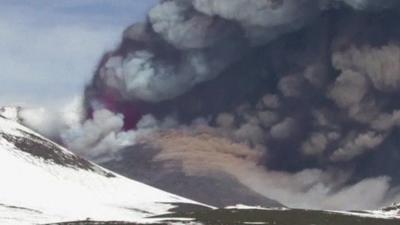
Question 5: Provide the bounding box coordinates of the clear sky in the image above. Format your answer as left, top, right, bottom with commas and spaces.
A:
0, 0, 158, 108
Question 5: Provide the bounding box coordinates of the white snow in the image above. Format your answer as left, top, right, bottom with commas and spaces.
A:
325, 210, 399, 220
225, 204, 288, 211
0, 116, 207, 225
226, 204, 399, 220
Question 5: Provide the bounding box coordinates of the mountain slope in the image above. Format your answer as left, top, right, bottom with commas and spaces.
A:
102, 144, 283, 208
0, 115, 208, 225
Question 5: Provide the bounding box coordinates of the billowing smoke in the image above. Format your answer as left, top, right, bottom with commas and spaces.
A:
146, 129, 395, 210
340, 0, 398, 10
61, 109, 137, 162
191, 0, 321, 45
47, 0, 400, 210
61, 109, 177, 162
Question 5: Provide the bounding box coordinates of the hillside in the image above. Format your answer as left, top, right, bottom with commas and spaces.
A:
0, 115, 207, 225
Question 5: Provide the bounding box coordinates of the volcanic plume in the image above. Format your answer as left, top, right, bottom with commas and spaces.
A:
60, 0, 400, 210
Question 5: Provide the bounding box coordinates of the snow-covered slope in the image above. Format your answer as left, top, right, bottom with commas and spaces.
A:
0, 115, 207, 225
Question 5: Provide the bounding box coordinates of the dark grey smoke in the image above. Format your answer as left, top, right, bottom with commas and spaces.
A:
77, 0, 400, 210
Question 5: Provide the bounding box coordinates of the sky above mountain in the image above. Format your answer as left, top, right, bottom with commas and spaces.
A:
0, 0, 158, 108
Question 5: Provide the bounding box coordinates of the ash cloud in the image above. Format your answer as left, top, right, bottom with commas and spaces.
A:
191, 0, 321, 45
147, 128, 397, 210
340, 0, 399, 10
87, 0, 325, 103
62, 0, 400, 209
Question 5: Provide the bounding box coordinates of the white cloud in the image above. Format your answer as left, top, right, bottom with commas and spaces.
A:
18, 96, 83, 139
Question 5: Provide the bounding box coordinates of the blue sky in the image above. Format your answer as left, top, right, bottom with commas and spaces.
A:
0, 0, 158, 108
